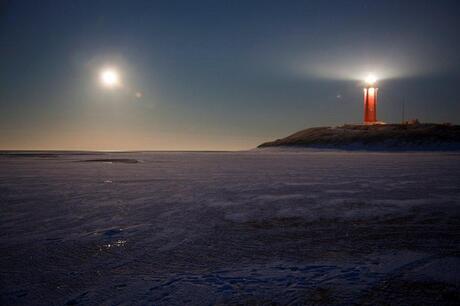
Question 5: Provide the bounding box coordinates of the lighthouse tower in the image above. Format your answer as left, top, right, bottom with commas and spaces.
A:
363, 75, 378, 124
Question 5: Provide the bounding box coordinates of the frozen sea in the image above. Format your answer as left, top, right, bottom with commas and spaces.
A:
1, 150, 459, 305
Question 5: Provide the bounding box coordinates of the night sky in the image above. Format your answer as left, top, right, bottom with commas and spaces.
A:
1, 0, 459, 150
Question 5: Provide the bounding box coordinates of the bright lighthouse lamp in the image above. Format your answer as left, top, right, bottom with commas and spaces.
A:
100, 68, 121, 88
365, 74, 377, 85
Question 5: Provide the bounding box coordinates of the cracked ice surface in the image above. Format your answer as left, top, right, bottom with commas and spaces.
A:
1, 150, 460, 305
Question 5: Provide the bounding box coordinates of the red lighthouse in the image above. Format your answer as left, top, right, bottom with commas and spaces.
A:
363, 75, 378, 124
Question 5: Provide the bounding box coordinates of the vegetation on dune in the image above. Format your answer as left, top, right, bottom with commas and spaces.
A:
258, 124, 460, 150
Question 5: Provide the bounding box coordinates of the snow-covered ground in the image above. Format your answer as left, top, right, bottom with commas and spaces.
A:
1, 151, 459, 305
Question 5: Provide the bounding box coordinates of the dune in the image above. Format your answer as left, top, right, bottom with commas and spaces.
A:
258, 123, 460, 151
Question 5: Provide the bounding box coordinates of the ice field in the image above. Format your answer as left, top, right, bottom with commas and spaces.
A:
1, 150, 459, 305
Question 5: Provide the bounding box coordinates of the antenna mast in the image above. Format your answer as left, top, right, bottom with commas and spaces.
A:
402, 99, 405, 124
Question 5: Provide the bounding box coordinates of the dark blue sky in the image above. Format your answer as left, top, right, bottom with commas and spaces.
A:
1, 0, 459, 150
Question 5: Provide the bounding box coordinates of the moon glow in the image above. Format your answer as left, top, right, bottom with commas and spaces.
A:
100, 68, 120, 88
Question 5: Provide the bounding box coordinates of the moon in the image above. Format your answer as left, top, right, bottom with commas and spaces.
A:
100, 68, 120, 88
